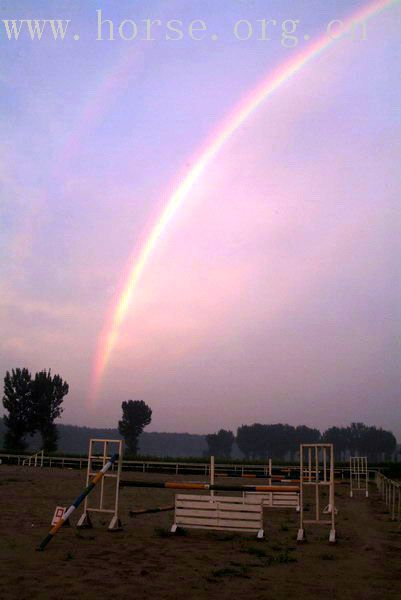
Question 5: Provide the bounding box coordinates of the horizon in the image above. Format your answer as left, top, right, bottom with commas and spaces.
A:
1, 1, 400, 437
32, 420, 401, 443
2, 409, 400, 445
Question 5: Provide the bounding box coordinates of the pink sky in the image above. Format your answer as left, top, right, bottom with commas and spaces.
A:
1, 0, 400, 437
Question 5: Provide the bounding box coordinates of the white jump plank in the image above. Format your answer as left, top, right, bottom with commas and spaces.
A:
176, 517, 261, 528
173, 494, 263, 538
180, 524, 260, 533
176, 494, 251, 504
176, 500, 261, 512
176, 509, 262, 521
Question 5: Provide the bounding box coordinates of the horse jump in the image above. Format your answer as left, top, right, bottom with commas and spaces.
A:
171, 494, 264, 538
77, 438, 123, 531
349, 456, 369, 498
297, 443, 336, 544
37, 450, 120, 550
120, 454, 299, 538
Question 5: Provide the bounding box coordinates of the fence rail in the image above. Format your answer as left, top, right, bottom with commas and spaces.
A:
22, 449, 44, 467
375, 471, 401, 523
0, 452, 378, 479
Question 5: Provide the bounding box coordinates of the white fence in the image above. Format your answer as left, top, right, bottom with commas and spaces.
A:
21, 449, 44, 467
376, 472, 401, 523
0, 452, 368, 478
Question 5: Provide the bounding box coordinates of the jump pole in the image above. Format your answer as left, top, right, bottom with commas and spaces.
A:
120, 480, 299, 493
129, 505, 174, 516
37, 453, 119, 551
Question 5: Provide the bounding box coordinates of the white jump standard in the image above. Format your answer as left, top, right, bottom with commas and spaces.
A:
349, 456, 369, 498
37, 451, 120, 550
77, 438, 123, 531
297, 443, 336, 544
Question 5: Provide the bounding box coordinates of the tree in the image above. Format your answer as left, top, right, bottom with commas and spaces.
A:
236, 424, 270, 459
30, 370, 69, 452
118, 400, 152, 456
363, 426, 397, 461
321, 423, 397, 461
205, 429, 235, 458
322, 427, 349, 460
379, 429, 397, 460
265, 424, 296, 460
295, 425, 321, 445
2, 368, 33, 450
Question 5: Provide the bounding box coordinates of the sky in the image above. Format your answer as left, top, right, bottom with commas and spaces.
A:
0, 0, 400, 437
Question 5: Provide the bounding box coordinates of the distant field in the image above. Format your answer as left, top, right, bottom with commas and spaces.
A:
0, 466, 400, 599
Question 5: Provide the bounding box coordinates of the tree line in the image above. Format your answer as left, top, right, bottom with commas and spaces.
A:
1, 367, 153, 456
206, 423, 397, 461
2, 368, 397, 461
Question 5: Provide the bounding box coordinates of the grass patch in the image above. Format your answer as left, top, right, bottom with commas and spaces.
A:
275, 551, 297, 564
154, 526, 187, 537
0, 477, 21, 484
211, 566, 251, 579
75, 532, 95, 541
240, 545, 297, 567
320, 553, 335, 561
206, 532, 236, 541
215, 533, 236, 541
154, 527, 170, 538
241, 546, 267, 558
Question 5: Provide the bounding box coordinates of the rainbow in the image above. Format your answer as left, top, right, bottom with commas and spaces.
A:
89, 0, 399, 403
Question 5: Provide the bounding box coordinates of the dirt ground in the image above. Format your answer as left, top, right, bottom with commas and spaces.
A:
0, 465, 400, 600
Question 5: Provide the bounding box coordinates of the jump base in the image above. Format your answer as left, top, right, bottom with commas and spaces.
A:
108, 515, 123, 531
77, 512, 93, 529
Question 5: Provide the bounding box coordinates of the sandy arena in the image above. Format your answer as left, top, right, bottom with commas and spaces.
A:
0, 465, 400, 599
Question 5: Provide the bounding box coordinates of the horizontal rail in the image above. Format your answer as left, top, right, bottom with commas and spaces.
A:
120, 480, 300, 492
21, 450, 44, 467
0, 452, 384, 479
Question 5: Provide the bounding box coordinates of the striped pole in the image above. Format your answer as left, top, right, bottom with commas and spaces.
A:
120, 480, 299, 493
37, 453, 119, 551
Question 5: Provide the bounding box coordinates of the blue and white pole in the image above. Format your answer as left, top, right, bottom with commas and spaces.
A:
37, 453, 119, 551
